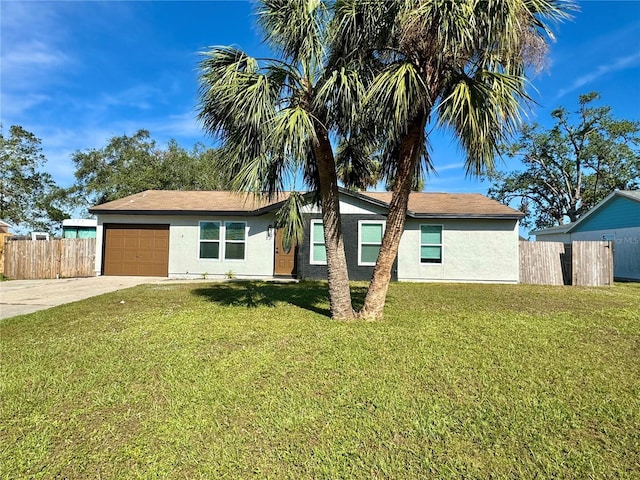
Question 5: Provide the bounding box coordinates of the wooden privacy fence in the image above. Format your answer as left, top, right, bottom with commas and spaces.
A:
519, 241, 566, 285
4, 238, 96, 280
0, 232, 12, 275
572, 241, 614, 286
520, 240, 613, 286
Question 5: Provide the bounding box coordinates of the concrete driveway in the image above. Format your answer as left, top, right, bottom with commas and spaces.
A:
0, 276, 169, 320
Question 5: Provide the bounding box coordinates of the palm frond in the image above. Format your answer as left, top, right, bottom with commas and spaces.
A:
270, 105, 318, 163
332, 0, 400, 56
379, 136, 433, 191
405, 0, 475, 56
336, 134, 380, 190
258, 0, 329, 65
315, 64, 366, 133
438, 70, 530, 176
364, 61, 430, 142
274, 191, 307, 252
197, 47, 281, 142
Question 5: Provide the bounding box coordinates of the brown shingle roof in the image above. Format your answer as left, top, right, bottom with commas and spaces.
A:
89, 190, 290, 215
359, 191, 523, 218
90, 189, 523, 219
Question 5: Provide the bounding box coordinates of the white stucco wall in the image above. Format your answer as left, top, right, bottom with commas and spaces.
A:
397, 219, 520, 283
301, 196, 387, 215
534, 232, 571, 243
95, 214, 276, 279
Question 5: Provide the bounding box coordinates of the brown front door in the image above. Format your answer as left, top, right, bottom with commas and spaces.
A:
274, 228, 297, 276
103, 224, 169, 276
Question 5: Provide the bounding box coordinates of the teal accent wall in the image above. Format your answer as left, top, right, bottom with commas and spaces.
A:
63, 227, 97, 239
572, 196, 640, 232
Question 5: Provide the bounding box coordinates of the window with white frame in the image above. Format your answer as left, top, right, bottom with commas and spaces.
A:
224, 221, 246, 260
420, 225, 442, 263
310, 219, 326, 264
359, 221, 384, 265
199, 221, 220, 259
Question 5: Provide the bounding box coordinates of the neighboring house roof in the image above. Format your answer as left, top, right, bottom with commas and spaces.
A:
62, 218, 98, 228
89, 189, 524, 220
531, 223, 574, 236
617, 190, 640, 201
532, 190, 640, 236
0, 220, 11, 227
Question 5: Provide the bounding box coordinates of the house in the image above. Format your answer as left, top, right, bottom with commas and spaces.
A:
62, 219, 98, 239
88, 189, 524, 283
532, 190, 640, 281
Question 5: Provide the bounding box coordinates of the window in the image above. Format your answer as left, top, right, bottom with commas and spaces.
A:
310, 220, 326, 264
359, 221, 384, 266
199, 221, 220, 259
420, 225, 442, 263
224, 222, 246, 260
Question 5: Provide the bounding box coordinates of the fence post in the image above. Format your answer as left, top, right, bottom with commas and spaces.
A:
57, 239, 63, 279
607, 240, 614, 286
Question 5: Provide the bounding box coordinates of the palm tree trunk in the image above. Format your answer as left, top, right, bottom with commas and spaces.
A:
358, 114, 427, 319
315, 130, 354, 320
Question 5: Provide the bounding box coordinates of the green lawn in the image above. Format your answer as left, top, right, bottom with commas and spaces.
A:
1, 281, 639, 479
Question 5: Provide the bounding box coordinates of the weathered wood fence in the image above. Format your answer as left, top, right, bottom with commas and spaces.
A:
0, 233, 12, 276
3, 238, 96, 280
520, 240, 613, 286
571, 241, 614, 286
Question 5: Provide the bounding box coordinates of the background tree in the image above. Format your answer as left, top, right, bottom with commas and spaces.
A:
0, 125, 69, 233
334, 0, 573, 318
70, 129, 232, 209
197, 0, 372, 319
488, 92, 640, 229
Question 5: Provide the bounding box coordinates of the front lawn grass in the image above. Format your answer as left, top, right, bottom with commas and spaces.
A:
1, 281, 638, 478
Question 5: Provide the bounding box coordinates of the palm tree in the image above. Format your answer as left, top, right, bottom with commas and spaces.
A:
197, 0, 366, 319
333, 0, 575, 318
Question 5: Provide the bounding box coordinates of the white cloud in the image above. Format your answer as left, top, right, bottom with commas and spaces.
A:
153, 112, 204, 139
434, 162, 465, 173
0, 2, 74, 116
555, 52, 640, 99
2, 39, 69, 69
0, 92, 51, 118
100, 84, 166, 110
26, 110, 210, 188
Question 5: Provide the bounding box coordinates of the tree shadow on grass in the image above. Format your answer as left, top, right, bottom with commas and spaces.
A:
191, 281, 368, 318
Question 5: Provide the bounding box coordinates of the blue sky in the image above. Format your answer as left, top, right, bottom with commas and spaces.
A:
1, 0, 639, 195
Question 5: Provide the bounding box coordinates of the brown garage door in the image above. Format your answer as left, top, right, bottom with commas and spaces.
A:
103, 224, 169, 276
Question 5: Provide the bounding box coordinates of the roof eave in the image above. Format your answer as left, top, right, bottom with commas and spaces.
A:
89, 209, 276, 216
409, 213, 524, 220
339, 187, 392, 210
616, 190, 640, 202
341, 188, 523, 219
530, 225, 572, 235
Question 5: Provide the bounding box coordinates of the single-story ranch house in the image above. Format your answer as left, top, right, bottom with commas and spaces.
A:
532, 190, 640, 281
89, 189, 524, 283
